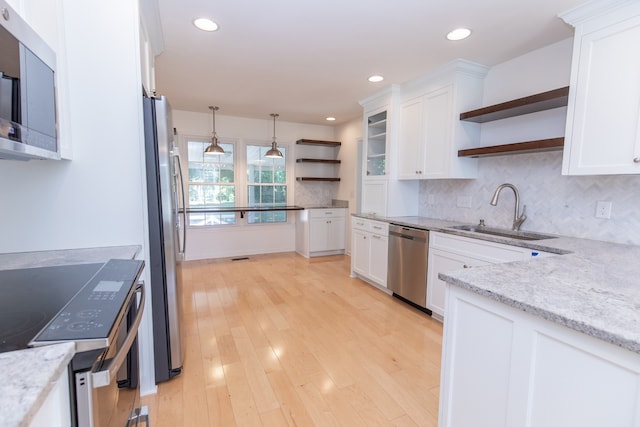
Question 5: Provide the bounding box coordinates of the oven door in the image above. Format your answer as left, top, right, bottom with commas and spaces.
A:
73, 283, 148, 427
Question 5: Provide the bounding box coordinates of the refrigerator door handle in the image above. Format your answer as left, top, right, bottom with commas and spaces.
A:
174, 153, 187, 256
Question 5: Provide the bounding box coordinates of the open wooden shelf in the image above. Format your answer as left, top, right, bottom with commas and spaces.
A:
460, 86, 569, 123
296, 158, 341, 164
296, 177, 341, 182
296, 139, 341, 147
458, 138, 564, 158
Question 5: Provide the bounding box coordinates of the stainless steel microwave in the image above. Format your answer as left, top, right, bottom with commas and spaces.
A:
0, 0, 58, 160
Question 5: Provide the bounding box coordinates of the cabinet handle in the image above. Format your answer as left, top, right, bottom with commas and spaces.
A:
372, 226, 382, 230
372, 235, 381, 240
326, 220, 331, 224
634, 157, 640, 163
463, 264, 471, 268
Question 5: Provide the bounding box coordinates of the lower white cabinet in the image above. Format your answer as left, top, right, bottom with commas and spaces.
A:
439, 285, 640, 427
29, 367, 71, 427
427, 232, 553, 319
351, 217, 389, 289
296, 208, 346, 258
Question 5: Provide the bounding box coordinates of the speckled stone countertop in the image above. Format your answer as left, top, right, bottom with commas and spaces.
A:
0, 343, 75, 427
353, 214, 640, 354
0, 245, 141, 427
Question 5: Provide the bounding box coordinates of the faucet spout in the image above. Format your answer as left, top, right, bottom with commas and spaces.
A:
490, 183, 527, 231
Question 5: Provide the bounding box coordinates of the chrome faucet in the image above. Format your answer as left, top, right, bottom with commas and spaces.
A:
490, 183, 527, 231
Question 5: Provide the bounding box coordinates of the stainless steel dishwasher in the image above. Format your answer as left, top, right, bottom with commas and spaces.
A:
387, 224, 431, 314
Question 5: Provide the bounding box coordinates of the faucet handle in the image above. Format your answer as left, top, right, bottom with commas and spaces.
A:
513, 205, 527, 230
478, 219, 485, 227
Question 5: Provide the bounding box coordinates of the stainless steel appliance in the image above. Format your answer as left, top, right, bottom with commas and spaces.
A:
0, 259, 146, 427
0, 0, 59, 160
387, 224, 431, 314
143, 95, 185, 383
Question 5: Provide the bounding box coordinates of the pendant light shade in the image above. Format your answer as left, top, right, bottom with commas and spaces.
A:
204, 106, 225, 156
265, 113, 283, 159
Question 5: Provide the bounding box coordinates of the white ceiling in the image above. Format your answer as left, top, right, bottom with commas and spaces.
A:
153, 0, 585, 126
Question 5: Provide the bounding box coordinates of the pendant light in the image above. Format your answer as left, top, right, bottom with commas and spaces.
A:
265, 113, 283, 158
204, 106, 225, 156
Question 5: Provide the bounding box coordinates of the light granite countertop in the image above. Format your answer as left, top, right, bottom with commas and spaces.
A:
0, 343, 75, 427
353, 214, 640, 354
0, 245, 141, 427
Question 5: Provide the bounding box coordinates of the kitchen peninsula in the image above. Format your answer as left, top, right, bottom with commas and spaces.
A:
352, 214, 640, 427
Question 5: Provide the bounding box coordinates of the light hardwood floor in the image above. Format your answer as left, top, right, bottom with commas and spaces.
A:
141, 252, 443, 426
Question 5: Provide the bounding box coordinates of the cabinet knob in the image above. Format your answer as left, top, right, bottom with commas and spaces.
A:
634, 157, 640, 163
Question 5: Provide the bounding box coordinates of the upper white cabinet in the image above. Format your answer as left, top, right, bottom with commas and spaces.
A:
359, 86, 420, 217
561, 0, 640, 175
396, 60, 487, 180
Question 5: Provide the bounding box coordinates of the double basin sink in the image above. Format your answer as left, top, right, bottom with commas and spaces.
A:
449, 224, 556, 241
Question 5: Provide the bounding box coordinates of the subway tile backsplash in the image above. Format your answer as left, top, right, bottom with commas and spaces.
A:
418, 151, 640, 246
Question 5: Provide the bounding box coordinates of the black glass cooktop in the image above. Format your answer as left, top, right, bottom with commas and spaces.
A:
0, 263, 103, 353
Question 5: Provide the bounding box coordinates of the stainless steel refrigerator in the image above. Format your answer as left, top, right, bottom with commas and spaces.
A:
143, 95, 185, 383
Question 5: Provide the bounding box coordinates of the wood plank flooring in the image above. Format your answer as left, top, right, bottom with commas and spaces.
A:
141, 252, 443, 426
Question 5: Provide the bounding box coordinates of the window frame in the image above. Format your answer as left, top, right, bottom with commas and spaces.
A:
179, 135, 294, 228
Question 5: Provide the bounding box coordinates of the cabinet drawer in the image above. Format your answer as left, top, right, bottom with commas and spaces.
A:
430, 232, 527, 263
367, 220, 388, 236
310, 208, 345, 219
352, 217, 368, 231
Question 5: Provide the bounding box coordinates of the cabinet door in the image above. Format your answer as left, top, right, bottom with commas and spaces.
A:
309, 218, 329, 252
563, 13, 640, 175
422, 86, 453, 178
369, 233, 388, 287
352, 229, 370, 277
326, 216, 345, 251
427, 248, 489, 317
361, 180, 387, 216
364, 108, 388, 178
397, 96, 425, 179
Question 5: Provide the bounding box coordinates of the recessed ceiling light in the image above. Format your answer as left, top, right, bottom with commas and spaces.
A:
368, 75, 384, 83
194, 18, 219, 32
446, 28, 471, 41
326, 117, 336, 121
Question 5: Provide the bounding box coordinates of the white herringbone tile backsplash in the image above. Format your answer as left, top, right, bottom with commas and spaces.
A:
419, 152, 640, 246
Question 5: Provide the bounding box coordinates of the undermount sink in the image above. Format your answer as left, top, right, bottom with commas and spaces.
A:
450, 225, 556, 241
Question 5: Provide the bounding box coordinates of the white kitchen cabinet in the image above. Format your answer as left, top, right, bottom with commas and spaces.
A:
439, 284, 640, 427
396, 60, 487, 180
427, 232, 553, 319
351, 217, 389, 289
296, 208, 346, 258
561, 1, 640, 175
29, 367, 70, 427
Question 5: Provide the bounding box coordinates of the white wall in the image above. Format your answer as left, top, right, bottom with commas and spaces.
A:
172, 109, 337, 260
0, 0, 160, 396
0, 1, 147, 254
418, 39, 640, 246
334, 117, 362, 254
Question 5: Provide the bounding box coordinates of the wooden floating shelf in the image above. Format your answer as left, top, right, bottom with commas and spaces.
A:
458, 138, 565, 158
296, 139, 341, 147
460, 86, 570, 123
295, 177, 341, 182
296, 158, 341, 164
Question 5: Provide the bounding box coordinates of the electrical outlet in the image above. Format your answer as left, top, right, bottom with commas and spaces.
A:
457, 195, 472, 208
595, 201, 612, 219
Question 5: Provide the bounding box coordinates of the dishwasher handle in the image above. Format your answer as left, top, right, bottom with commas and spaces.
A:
389, 224, 429, 242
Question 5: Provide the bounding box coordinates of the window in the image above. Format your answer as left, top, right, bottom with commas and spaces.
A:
246, 144, 287, 224
183, 136, 291, 227
186, 138, 235, 226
